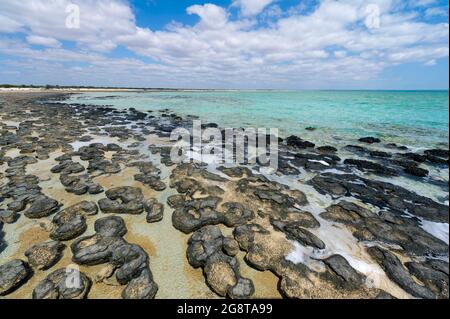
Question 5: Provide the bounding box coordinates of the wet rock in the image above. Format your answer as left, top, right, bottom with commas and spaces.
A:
254, 188, 307, 207
223, 237, 240, 256
0, 223, 5, 254
398, 152, 426, 163
311, 173, 448, 223
221, 202, 255, 227
187, 225, 254, 298
50, 201, 98, 241
172, 197, 224, 234
359, 137, 381, 144
272, 209, 320, 229
130, 161, 166, 191
217, 166, 253, 178
405, 260, 449, 299
122, 268, 158, 299
403, 165, 429, 177
321, 255, 365, 290
88, 158, 121, 174
280, 224, 325, 249
320, 201, 378, 224
24, 196, 60, 218
344, 158, 398, 176
367, 246, 436, 299
317, 146, 337, 154
51, 160, 85, 175
291, 153, 340, 171
145, 199, 164, 223
424, 149, 449, 159
167, 194, 186, 209
369, 150, 392, 158
233, 224, 375, 298
425, 154, 448, 165
25, 241, 65, 270
99, 186, 145, 215
32, 268, 91, 299
71, 216, 158, 299
376, 291, 396, 299
286, 135, 315, 149
321, 201, 447, 256
60, 174, 104, 195
171, 178, 203, 196
386, 143, 408, 151
0, 209, 17, 223
0, 259, 32, 296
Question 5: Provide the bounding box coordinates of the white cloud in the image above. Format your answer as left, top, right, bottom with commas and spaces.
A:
425, 6, 449, 17
0, 0, 136, 52
0, 0, 448, 88
0, 14, 22, 33
232, 0, 276, 17
26, 35, 61, 48
187, 4, 229, 29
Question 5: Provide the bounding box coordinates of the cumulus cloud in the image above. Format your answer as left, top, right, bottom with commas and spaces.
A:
0, 0, 448, 88
232, 0, 277, 16
0, 0, 136, 52
187, 4, 229, 29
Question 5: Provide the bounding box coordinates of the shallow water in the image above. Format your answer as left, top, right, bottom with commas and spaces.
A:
67, 90, 449, 149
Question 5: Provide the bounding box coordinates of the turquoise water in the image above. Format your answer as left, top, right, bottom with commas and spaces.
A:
68, 90, 449, 149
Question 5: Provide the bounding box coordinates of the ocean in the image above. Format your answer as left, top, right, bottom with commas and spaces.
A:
67, 90, 449, 150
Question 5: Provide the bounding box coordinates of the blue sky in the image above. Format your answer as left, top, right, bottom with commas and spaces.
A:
0, 0, 448, 89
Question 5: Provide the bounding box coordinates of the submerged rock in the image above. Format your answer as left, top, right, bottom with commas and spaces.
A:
359, 137, 381, 144
286, 135, 315, 149
0, 259, 32, 296
344, 158, 398, 176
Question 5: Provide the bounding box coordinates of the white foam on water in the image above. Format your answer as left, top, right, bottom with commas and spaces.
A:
308, 159, 330, 166
421, 220, 449, 244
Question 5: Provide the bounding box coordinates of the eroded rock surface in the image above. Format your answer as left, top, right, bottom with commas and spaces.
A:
33, 268, 91, 299
71, 216, 158, 299
187, 225, 254, 299
0, 259, 32, 296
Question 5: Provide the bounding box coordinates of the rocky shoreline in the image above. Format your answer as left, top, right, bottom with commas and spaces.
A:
0, 92, 448, 299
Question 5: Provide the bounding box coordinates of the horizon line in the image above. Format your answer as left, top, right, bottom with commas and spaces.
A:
0, 84, 448, 92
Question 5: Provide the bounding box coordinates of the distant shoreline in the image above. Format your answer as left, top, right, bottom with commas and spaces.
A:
0, 86, 448, 93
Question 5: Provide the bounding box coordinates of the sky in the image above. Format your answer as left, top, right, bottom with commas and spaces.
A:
0, 0, 448, 89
